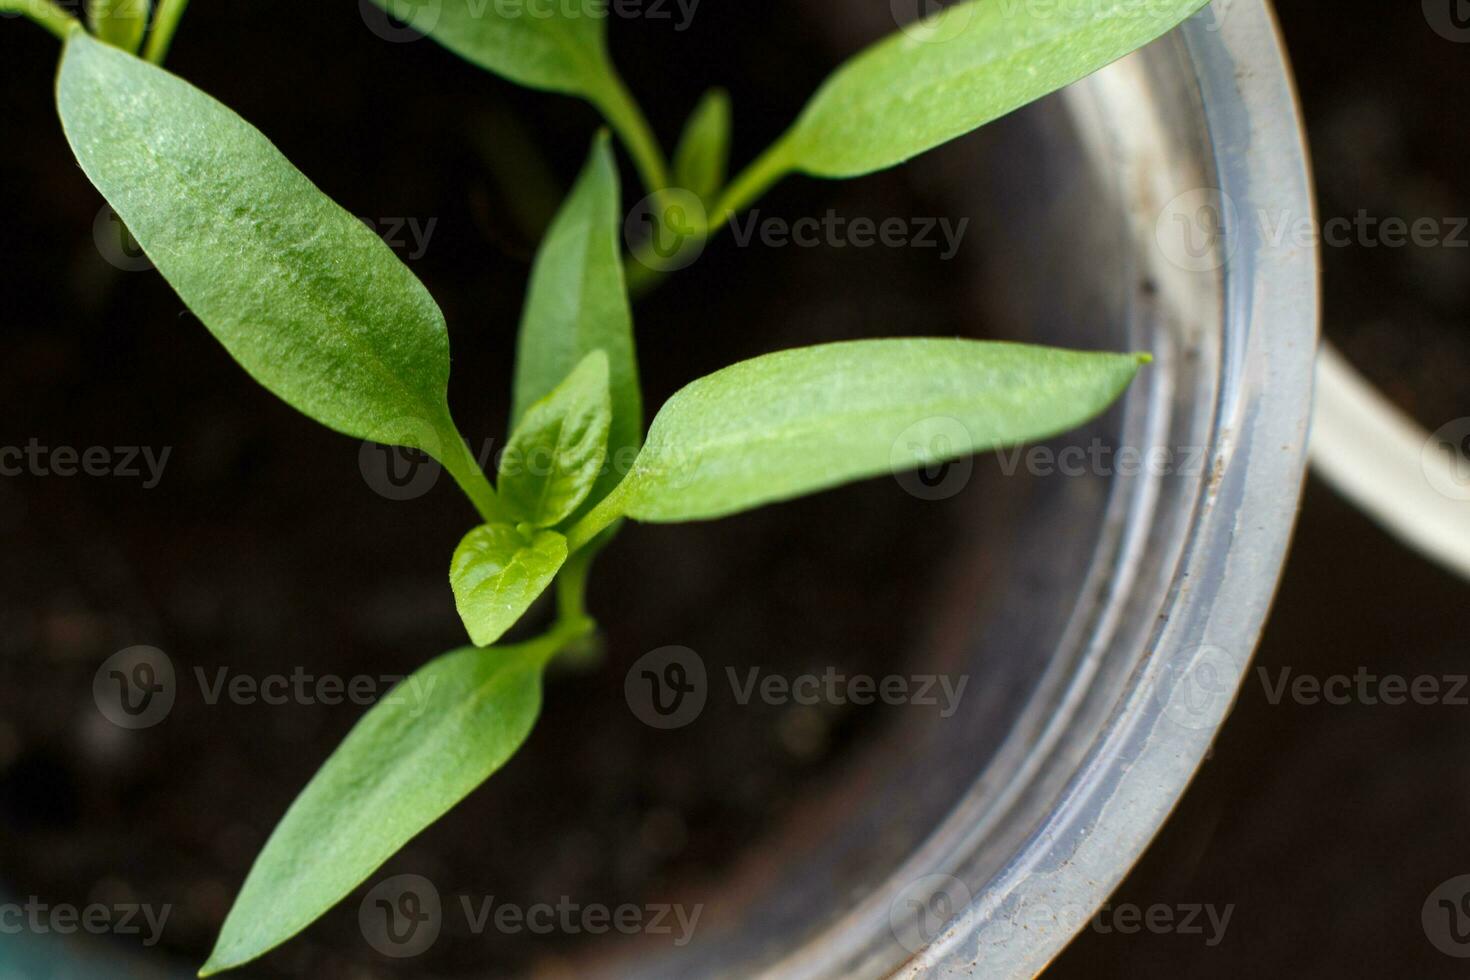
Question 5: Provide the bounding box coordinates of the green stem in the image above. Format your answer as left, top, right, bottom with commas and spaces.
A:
623, 137, 795, 298
592, 65, 670, 195
438, 430, 506, 525
3, 0, 79, 40
565, 480, 630, 553
142, 0, 189, 64
525, 613, 597, 670
712, 136, 795, 222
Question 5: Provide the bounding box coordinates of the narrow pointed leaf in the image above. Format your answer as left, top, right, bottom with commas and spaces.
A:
512, 135, 641, 504
672, 88, 731, 204
57, 33, 463, 459
368, 0, 612, 98
200, 638, 558, 976
451, 524, 568, 646
89, 0, 149, 53
767, 0, 1208, 179
501, 351, 611, 527
619, 339, 1146, 522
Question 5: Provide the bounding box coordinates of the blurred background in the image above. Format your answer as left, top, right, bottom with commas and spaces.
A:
0, 1, 1466, 978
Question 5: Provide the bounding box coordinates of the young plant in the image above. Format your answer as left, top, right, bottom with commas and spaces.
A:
7, 0, 1209, 971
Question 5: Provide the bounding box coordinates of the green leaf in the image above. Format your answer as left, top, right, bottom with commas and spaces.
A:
500, 351, 611, 527
619, 339, 1146, 522
200, 636, 565, 976
512, 135, 642, 505
672, 88, 731, 204
451, 524, 568, 646
730, 0, 1207, 197
56, 34, 499, 517
368, 0, 611, 98
88, 0, 149, 53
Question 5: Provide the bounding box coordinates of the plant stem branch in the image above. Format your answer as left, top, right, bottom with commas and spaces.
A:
3, 0, 78, 40
592, 65, 670, 196
712, 136, 794, 221
142, 0, 189, 64
565, 480, 630, 553
623, 137, 795, 298
439, 430, 506, 526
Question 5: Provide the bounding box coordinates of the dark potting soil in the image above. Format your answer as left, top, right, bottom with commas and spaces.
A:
0, 3, 991, 976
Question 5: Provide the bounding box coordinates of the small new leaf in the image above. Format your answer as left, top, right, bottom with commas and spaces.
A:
451, 524, 569, 646
89, 0, 149, 53
501, 351, 612, 528
368, 0, 612, 98
617, 338, 1146, 522
56, 33, 468, 464
512, 135, 642, 507
200, 638, 564, 976
672, 88, 731, 204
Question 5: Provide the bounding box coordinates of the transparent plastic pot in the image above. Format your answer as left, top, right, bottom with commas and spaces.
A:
601, 1, 1318, 976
